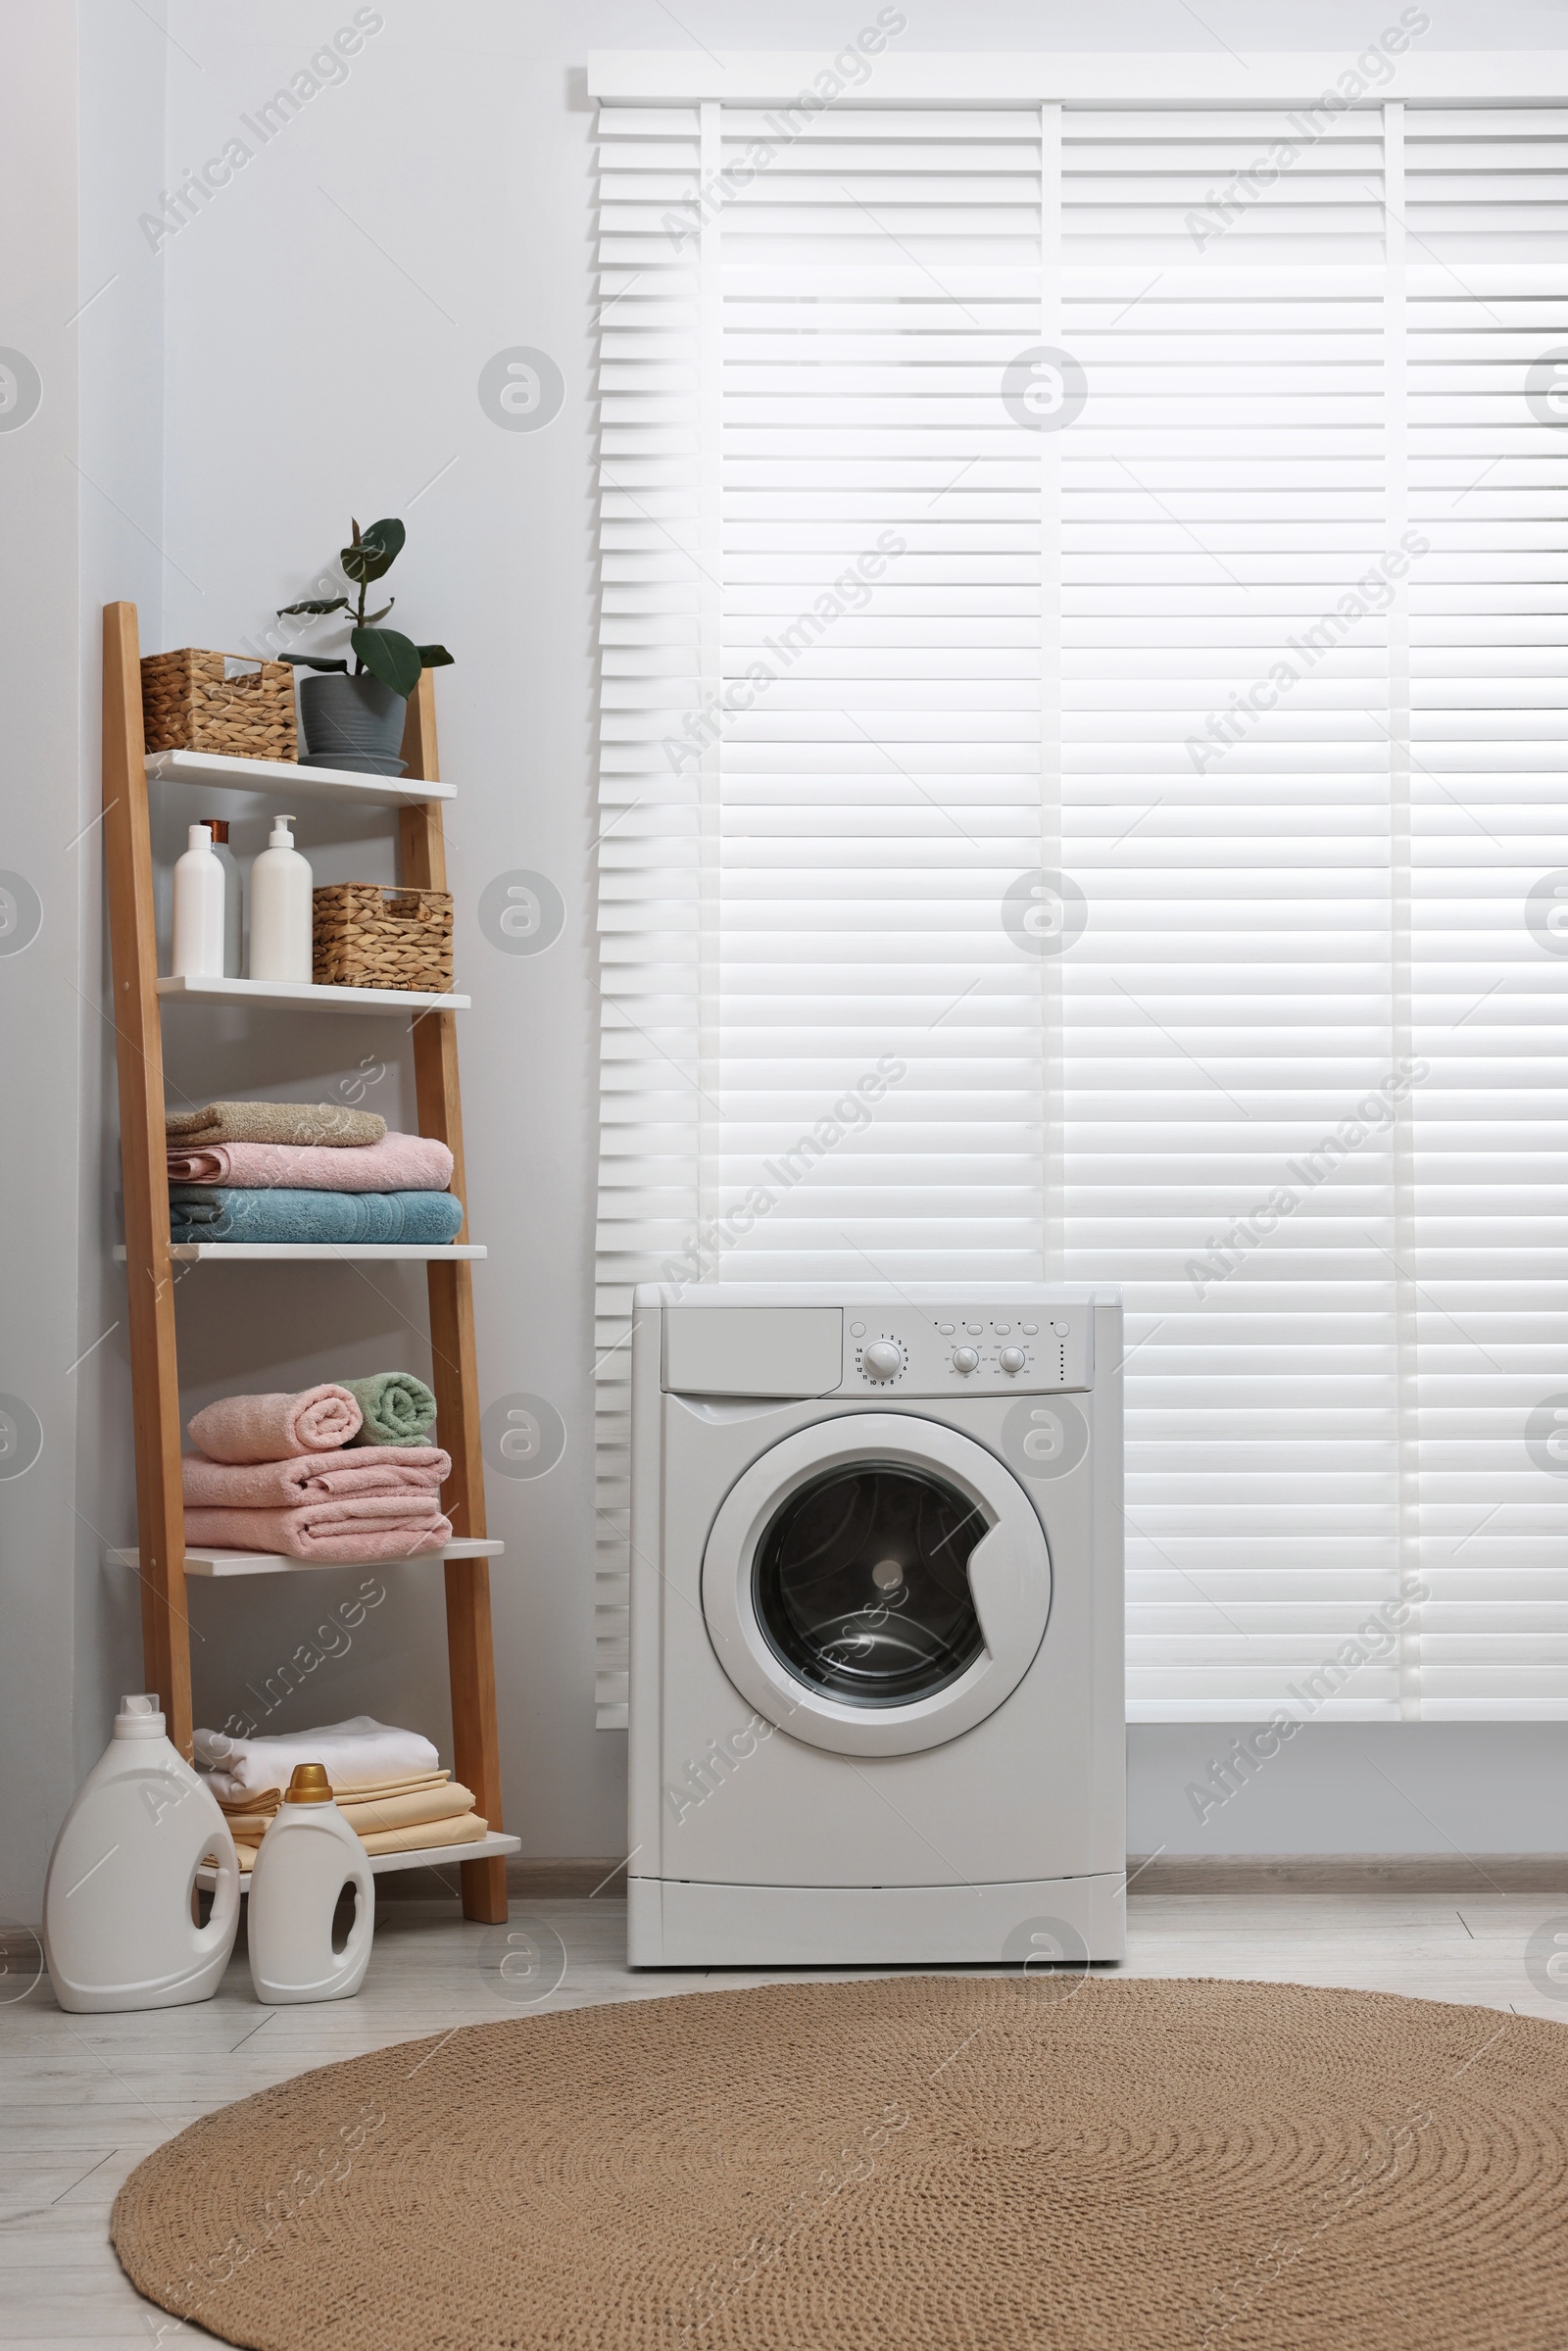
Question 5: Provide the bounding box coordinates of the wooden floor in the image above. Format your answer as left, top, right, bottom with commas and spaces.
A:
7, 1886, 1568, 2347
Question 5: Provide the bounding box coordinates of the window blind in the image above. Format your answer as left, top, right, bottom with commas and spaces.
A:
593, 94, 1568, 1728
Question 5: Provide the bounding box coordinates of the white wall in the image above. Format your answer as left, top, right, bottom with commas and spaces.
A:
6, 0, 1567, 1919
0, 6, 84, 1925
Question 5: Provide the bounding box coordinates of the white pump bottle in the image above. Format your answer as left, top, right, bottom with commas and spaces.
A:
248, 813, 314, 983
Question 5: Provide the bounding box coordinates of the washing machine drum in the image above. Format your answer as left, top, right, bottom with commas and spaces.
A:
701, 1414, 1054, 1758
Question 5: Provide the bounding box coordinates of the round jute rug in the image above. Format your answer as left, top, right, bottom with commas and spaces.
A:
113, 1975, 1568, 2351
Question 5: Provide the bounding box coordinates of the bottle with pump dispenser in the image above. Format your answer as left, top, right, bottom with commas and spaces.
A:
248, 814, 314, 983
42, 1694, 240, 2014
197, 816, 243, 977
246, 1763, 374, 2005
171, 824, 226, 979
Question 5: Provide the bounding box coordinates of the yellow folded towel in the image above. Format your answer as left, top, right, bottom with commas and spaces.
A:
356, 1811, 488, 1857
220, 1778, 468, 1841
224, 1810, 489, 1873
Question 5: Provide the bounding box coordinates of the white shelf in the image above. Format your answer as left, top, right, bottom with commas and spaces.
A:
146, 748, 454, 808
197, 1830, 522, 1891
107, 1538, 504, 1581
116, 1242, 486, 1261
158, 975, 468, 1017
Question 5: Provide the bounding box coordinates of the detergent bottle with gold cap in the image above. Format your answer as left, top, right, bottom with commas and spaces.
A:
246, 1762, 374, 2004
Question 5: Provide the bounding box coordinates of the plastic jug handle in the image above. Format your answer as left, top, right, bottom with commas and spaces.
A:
338, 1861, 375, 1978
196, 1843, 241, 1955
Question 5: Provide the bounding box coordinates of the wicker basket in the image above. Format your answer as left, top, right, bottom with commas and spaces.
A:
313, 884, 454, 994
141, 649, 298, 762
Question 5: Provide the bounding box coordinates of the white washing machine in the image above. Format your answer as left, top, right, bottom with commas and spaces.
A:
627, 1283, 1124, 1968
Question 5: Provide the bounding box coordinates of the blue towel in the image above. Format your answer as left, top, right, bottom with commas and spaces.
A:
169, 1186, 465, 1246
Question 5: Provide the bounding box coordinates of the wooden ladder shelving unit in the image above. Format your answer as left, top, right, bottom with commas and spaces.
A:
101, 601, 510, 1924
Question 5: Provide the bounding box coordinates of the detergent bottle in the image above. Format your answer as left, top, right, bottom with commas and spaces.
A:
246, 1763, 374, 2004
43, 1694, 240, 2013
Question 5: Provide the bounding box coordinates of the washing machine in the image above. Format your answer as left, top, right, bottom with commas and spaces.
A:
627, 1283, 1124, 1968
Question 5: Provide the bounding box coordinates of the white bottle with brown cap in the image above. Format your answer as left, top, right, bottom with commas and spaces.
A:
42, 1693, 241, 2013
197, 815, 243, 977
246, 1763, 374, 2004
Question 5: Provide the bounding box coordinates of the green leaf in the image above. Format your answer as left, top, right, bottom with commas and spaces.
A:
364, 600, 395, 625
275, 655, 351, 672
276, 597, 349, 616
350, 624, 421, 697
341, 515, 406, 585
416, 644, 456, 668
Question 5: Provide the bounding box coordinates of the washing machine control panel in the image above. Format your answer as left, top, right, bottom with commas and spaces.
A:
844, 1310, 1092, 1396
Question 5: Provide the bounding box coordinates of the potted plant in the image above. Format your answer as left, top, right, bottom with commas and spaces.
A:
276, 517, 453, 774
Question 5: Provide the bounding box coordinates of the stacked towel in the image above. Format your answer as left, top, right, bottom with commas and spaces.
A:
167, 1132, 453, 1192
182, 1386, 449, 1557
168, 1101, 386, 1147
192, 1724, 489, 1870
182, 1495, 452, 1560
171, 1186, 464, 1245
195, 1716, 442, 1799
182, 1446, 448, 1503
215, 1773, 488, 1872
162, 1101, 462, 1247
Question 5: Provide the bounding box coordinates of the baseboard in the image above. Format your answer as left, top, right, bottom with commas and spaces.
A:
376, 1856, 630, 1901
380, 1852, 1568, 1904
1128, 1852, 1568, 1894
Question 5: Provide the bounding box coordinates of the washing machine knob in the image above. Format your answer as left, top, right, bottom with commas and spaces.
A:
862, 1340, 904, 1381
998, 1346, 1028, 1375
952, 1347, 980, 1374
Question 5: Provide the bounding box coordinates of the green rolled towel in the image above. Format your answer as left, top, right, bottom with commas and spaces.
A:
343, 1371, 438, 1447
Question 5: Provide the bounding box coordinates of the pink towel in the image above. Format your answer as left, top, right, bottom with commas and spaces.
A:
167, 1132, 454, 1194
187, 1385, 363, 1463
182, 1496, 454, 1561
182, 1445, 450, 1508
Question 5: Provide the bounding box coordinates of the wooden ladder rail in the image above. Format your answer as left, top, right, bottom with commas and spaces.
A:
102, 611, 508, 1924
104, 601, 191, 1752
400, 675, 508, 1925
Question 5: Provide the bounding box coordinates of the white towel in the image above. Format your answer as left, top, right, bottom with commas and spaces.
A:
194, 1713, 441, 1801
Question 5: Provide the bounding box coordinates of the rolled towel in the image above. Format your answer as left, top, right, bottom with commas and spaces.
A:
194, 1714, 441, 1801
181, 1445, 450, 1508
343, 1371, 438, 1447
169, 1186, 465, 1246
182, 1495, 452, 1561
168, 1132, 454, 1194
166, 1101, 386, 1148
187, 1384, 362, 1463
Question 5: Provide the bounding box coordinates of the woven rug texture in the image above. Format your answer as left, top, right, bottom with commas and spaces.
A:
111, 1974, 1568, 2350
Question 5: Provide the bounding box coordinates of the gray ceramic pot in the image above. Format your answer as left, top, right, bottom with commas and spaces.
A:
298, 674, 409, 775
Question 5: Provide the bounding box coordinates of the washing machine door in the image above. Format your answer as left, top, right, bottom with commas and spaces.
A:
700, 1413, 1052, 1757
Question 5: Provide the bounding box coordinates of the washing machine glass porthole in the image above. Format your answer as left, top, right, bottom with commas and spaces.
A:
751, 1461, 989, 1707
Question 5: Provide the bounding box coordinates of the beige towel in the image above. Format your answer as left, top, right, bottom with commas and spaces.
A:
217, 1770, 451, 1819
166, 1100, 386, 1148
227, 1810, 489, 1872
220, 1782, 473, 1841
